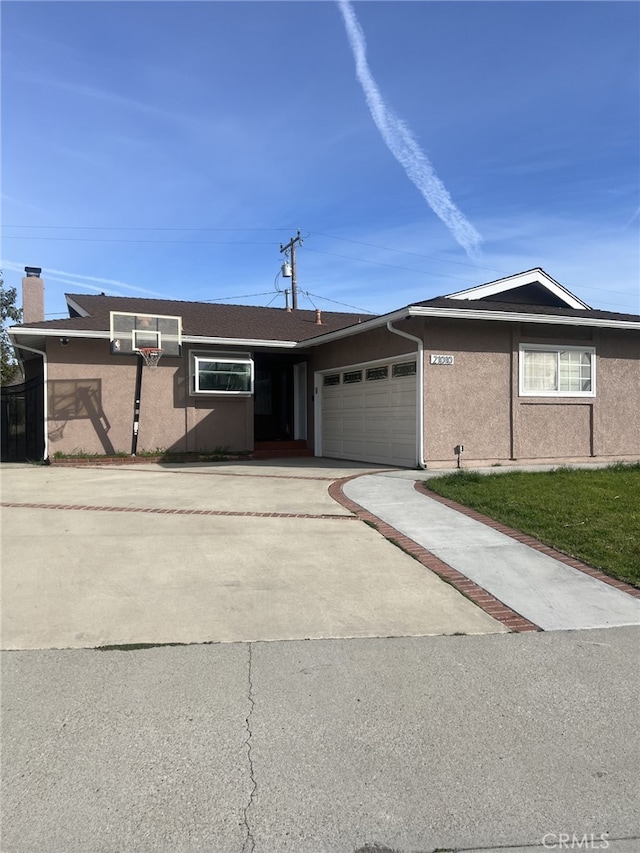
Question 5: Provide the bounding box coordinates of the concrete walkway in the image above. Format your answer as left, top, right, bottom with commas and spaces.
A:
343, 471, 640, 631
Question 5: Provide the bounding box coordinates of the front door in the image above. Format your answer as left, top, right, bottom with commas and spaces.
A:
253, 355, 294, 442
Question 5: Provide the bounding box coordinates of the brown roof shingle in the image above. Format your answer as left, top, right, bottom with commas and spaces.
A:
15, 293, 375, 342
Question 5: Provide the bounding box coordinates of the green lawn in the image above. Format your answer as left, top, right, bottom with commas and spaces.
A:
424, 464, 640, 586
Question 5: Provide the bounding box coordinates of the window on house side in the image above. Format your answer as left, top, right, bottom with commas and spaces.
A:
520, 345, 595, 396
191, 355, 253, 395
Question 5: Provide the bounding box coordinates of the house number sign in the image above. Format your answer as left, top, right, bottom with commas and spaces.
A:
430, 354, 454, 365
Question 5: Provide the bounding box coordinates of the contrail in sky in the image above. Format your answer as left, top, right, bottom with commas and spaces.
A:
337, 0, 482, 259
1, 260, 163, 297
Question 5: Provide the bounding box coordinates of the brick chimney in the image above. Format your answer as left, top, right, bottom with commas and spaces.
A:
22, 267, 45, 323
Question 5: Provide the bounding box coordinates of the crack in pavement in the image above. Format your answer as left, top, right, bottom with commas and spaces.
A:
242, 642, 257, 853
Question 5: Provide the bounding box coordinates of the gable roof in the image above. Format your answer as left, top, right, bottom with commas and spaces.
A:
10, 270, 639, 357
445, 268, 591, 310
302, 283, 640, 348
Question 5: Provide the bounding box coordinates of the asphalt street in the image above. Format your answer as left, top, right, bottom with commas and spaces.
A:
3, 627, 639, 853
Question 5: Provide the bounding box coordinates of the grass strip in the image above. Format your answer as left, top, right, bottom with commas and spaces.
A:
425, 464, 640, 586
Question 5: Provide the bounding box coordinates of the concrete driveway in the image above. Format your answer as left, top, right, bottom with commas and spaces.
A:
0, 460, 504, 650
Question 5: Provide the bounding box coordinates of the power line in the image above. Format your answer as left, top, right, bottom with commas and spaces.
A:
304, 246, 480, 286
5, 225, 635, 301
301, 291, 317, 310
4, 225, 295, 232
201, 292, 275, 302
303, 291, 374, 314
311, 230, 639, 301
4, 236, 277, 245
305, 246, 636, 299
313, 230, 506, 275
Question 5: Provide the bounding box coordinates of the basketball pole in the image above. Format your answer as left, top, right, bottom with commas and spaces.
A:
131, 353, 144, 455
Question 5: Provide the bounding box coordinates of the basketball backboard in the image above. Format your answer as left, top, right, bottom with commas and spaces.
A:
110, 311, 182, 357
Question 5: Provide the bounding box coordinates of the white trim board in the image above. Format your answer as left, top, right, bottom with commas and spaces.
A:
445, 269, 591, 310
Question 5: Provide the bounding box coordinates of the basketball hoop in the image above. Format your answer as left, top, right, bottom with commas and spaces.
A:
137, 347, 164, 369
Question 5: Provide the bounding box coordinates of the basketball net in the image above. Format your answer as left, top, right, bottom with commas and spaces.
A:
138, 347, 164, 369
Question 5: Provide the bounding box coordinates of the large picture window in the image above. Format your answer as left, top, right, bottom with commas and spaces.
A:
519, 345, 595, 397
190, 352, 253, 395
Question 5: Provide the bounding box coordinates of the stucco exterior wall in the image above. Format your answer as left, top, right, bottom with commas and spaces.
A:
592, 330, 640, 456
517, 402, 592, 458
45, 339, 253, 455
422, 319, 512, 464
308, 318, 639, 467
423, 320, 640, 466
39, 318, 639, 464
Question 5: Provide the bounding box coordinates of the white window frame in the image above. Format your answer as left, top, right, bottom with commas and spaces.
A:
519, 344, 596, 397
189, 351, 254, 396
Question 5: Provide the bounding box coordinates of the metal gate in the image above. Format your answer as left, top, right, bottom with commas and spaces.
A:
1, 375, 45, 461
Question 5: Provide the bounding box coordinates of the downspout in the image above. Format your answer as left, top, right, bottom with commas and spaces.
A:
14, 342, 49, 461
386, 320, 426, 469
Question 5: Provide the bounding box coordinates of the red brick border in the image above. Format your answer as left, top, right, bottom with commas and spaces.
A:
416, 482, 640, 600
48, 455, 248, 466
1, 501, 357, 521
329, 477, 540, 633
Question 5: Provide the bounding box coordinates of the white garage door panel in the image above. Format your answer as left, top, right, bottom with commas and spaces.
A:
321, 371, 417, 467
364, 442, 388, 458
342, 395, 366, 410
343, 414, 366, 428
342, 439, 365, 455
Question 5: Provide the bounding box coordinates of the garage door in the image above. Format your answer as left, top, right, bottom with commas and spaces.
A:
320, 359, 417, 467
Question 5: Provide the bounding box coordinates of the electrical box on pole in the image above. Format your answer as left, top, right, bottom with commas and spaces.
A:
280, 230, 303, 309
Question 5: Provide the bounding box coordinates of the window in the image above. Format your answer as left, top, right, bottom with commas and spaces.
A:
191, 352, 253, 395
323, 374, 340, 386
519, 345, 595, 396
392, 361, 417, 378
343, 370, 362, 384
366, 366, 388, 381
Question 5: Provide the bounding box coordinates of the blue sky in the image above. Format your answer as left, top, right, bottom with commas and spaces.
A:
2, 1, 639, 320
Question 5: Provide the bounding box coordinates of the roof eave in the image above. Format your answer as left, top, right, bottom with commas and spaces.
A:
8, 327, 302, 349
9, 328, 111, 343
408, 306, 640, 329
9, 305, 638, 352
182, 335, 298, 348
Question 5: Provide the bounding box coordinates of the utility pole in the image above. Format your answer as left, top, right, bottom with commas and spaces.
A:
280, 229, 303, 309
